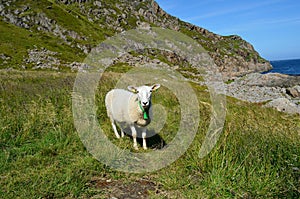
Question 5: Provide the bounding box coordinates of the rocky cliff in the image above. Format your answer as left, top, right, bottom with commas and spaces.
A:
0, 0, 272, 78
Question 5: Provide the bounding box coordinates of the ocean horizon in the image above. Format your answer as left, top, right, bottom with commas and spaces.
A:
265, 58, 300, 76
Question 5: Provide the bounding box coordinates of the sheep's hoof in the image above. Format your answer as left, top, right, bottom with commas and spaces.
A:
120, 130, 125, 137
134, 145, 139, 150
143, 146, 148, 150
114, 132, 120, 139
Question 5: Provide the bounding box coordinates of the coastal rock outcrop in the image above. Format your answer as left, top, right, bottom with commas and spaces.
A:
225, 73, 300, 114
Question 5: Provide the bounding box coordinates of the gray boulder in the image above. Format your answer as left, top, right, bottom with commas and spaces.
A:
264, 98, 300, 114
286, 85, 300, 98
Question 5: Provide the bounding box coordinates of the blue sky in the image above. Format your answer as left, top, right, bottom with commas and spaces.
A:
155, 0, 300, 61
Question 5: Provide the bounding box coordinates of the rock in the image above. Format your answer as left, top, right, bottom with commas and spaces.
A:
68, 61, 91, 71
93, 1, 102, 7
136, 21, 151, 30
0, 4, 5, 13
112, 52, 170, 69
264, 98, 300, 114
222, 73, 288, 103
217, 72, 300, 114
21, 5, 30, 12
233, 73, 300, 88
286, 85, 300, 98
0, 53, 11, 60
24, 47, 61, 70
14, 9, 21, 15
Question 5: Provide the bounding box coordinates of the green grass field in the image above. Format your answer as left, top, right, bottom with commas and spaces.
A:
0, 69, 299, 198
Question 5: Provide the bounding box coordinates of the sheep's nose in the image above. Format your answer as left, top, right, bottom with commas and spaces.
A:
142, 102, 148, 106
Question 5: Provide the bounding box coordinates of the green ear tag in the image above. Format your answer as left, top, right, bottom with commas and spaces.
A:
143, 112, 148, 120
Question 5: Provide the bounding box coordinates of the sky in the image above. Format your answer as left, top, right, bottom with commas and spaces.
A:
155, 0, 300, 61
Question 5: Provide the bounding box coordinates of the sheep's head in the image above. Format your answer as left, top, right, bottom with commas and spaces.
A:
128, 84, 160, 109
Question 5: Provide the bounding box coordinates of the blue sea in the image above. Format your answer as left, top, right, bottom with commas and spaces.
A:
266, 58, 300, 76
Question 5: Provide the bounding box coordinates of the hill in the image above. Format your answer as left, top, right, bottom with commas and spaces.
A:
0, 0, 271, 78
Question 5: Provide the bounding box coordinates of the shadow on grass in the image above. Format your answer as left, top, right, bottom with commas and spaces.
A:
120, 126, 167, 150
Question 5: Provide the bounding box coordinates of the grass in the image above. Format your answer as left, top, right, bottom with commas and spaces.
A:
0, 0, 118, 70
0, 19, 85, 69
0, 69, 299, 198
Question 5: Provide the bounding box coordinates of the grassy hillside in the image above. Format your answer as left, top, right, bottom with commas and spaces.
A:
0, 19, 85, 68
0, 0, 271, 76
0, 0, 115, 69
0, 69, 299, 198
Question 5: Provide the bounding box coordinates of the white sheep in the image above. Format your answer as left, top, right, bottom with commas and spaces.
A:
105, 84, 161, 150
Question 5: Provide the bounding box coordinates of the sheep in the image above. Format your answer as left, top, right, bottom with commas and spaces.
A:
105, 84, 160, 150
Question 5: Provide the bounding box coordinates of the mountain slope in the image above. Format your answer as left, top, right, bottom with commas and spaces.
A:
0, 0, 272, 78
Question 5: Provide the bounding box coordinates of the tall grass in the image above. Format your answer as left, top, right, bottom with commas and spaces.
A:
0, 70, 299, 198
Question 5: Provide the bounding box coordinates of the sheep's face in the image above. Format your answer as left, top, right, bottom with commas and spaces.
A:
128, 84, 160, 108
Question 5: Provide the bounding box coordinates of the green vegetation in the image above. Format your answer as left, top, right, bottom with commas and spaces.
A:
225, 79, 235, 84
0, 70, 299, 198
0, 0, 117, 69
0, 0, 297, 198
0, 0, 270, 74
0, 19, 84, 68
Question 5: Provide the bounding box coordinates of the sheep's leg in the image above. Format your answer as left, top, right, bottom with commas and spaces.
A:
142, 128, 147, 150
110, 119, 120, 138
130, 125, 138, 150
120, 128, 125, 138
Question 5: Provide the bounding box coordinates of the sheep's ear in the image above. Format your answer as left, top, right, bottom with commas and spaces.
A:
128, 86, 138, 93
151, 84, 160, 91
